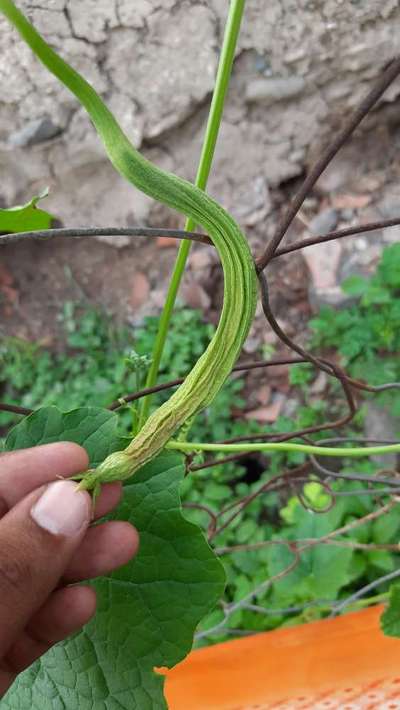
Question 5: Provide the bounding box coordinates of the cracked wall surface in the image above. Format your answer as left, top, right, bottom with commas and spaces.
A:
0, 0, 399, 237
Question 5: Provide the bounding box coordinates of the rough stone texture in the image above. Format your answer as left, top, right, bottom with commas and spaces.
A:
0, 1, 400, 232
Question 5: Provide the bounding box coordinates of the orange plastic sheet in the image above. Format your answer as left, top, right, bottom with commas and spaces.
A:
164, 605, 400, 709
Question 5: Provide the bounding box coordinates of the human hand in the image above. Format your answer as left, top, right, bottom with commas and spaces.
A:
0, 442, 139, 698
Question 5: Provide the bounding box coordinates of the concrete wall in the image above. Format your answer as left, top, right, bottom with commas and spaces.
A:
0, 1, 399, 236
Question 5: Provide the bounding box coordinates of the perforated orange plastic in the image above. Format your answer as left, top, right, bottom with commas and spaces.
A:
164, 605, 400, 709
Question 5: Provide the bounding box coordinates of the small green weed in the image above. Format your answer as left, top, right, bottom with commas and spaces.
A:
0, 303, 264, 452
310, 242, 400, 417
0, 303, 137, 425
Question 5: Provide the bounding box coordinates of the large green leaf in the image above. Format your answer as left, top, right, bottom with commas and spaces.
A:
4, 406, 128, 465
0, 189, 55, 233
3, 406, 225, 709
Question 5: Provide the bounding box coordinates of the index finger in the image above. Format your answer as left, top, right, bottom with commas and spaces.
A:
0, 443, 89, 513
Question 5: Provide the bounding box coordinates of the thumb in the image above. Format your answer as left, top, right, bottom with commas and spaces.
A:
0, 480, 91, 657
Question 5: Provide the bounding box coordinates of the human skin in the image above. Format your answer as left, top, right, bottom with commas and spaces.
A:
0, 442, 139, 697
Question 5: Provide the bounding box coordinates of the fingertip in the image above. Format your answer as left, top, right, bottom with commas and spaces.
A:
30, 479, 91, 537
63, 520, 140, 583
115, 520, 140, 558
47, 442, 90, 472
64, 585, 97, 622
42, 584, 97, 630
92, 519, 139, 565
0, 443, 90, 510
93, 481, 122, 519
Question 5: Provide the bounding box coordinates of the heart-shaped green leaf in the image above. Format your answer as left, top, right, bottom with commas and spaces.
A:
4, 405, 128, 466
3, 406, 225, 709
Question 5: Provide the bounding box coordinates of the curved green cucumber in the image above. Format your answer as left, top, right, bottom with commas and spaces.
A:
0, 0, 258, 489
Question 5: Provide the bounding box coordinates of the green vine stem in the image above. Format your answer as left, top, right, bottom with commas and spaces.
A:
283, 593, 389, 619
167, 440, 400, 457
138, 0, 246, 428
344, 592, 389, 611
